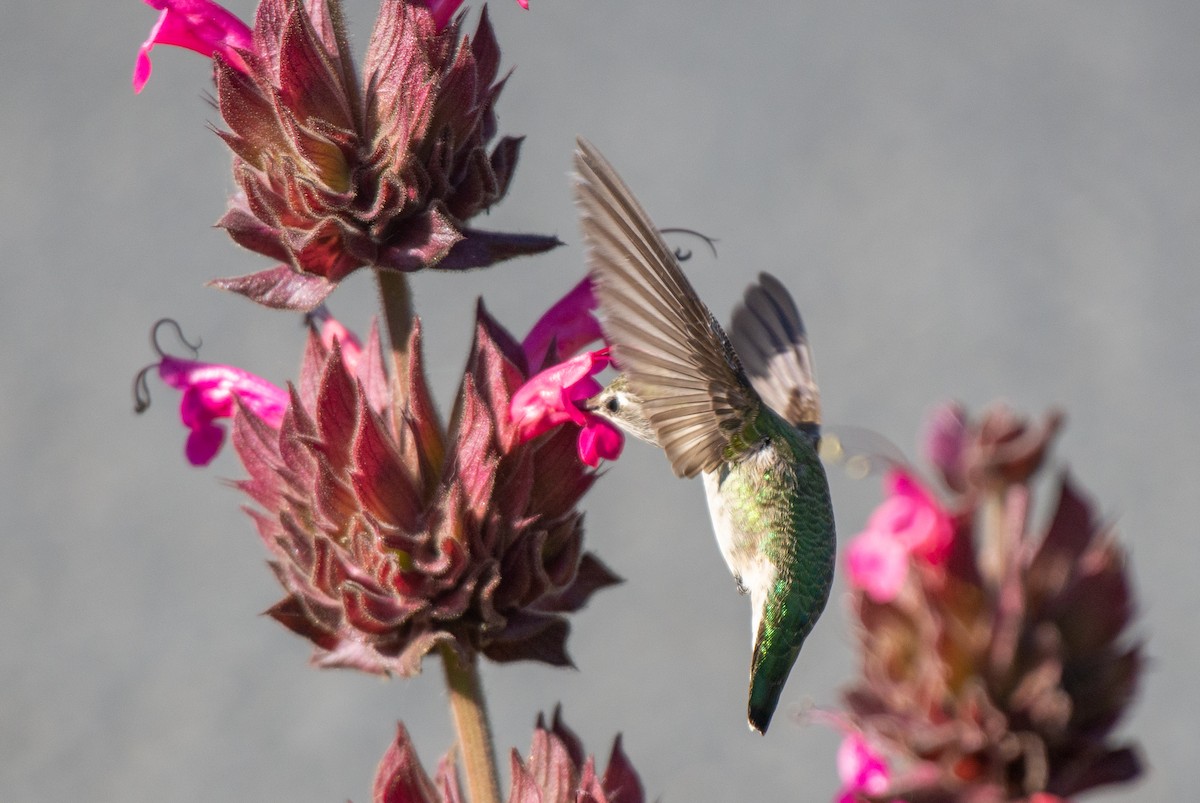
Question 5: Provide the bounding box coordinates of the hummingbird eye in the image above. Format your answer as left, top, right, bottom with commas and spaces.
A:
605, 396, 620, 413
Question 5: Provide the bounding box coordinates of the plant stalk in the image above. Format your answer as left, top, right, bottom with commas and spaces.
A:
440, 644, 502, 803
376, 269, 416, 431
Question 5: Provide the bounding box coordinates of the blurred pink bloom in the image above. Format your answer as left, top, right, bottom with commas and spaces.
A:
133, 0, 252, 93
835, 732, 893, 803
846, 528, 910, 603
157, 355, 287, 466
510, 348, 623, 467
845, 470, 953, 602
875, 471, 954, 563
521, 278, 603, 369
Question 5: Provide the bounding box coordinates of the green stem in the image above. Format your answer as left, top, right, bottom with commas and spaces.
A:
440, 644, 501, 803
979, 484, 1009, 589
376, 270, 415, 432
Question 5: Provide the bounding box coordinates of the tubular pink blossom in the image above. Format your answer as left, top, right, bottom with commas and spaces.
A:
521, 278, 603, 369
844, 470, 953, 601
425, 0, 531, 31
835, 733, 892, 803
510, 348, 624, 466
875, 471, 954, 565
510, 281, 621, 466
134, 0, 253, 93
577, 418, 623, 467
158, 355, 287, 465
845, 528, 910, 603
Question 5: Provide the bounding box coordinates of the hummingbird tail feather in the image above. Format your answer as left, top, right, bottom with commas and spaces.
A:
747, 628, 803, 735
747, 665, 787, 734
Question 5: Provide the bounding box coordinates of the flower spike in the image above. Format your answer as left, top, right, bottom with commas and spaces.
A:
234, 306, 619, 674
138, 0, 560, 309
831, 404, 1142, 801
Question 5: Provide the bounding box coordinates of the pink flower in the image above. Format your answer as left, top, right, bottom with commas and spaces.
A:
133, 0, 253, 93
846, 528, 910, 604
510, 348, 623, 467
508, 279, 622, 467
873, 471, 954, 563
426, 0, 531, 31
157, 355, 287, 466
835, 732, 892, 803
845, 470, 953, 602
521, 278, 603, 370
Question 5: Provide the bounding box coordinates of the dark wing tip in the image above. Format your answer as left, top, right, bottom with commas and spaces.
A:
729, 273, 821, 428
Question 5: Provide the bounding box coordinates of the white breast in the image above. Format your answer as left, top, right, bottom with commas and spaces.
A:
702, 459, 778, 647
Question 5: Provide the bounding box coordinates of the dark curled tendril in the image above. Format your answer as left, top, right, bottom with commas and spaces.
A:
659, 227, 719, 262
133, 319, 203, 414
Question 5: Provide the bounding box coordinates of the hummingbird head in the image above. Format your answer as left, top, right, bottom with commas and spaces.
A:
586, 375, 659, 446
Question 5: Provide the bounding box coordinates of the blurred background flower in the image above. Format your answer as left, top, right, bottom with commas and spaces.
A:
832, 405, 1142, 803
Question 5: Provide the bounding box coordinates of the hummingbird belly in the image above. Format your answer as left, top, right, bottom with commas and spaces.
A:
702, 445, 783, 647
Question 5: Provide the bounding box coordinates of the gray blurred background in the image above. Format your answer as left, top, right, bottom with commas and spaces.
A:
4, 0, 1197, 800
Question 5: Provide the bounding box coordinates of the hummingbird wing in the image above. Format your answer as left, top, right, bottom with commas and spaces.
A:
574, 138, 760, 479
729, 273, 822, 429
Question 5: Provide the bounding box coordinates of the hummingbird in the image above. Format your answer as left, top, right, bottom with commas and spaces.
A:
573, 139, 836, 734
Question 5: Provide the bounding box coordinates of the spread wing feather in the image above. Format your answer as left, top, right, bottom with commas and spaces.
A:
729, 273, 822, 428
573, 138, 759, 478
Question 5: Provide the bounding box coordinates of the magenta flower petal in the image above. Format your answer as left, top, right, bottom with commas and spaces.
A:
158, 355, 287, 466
846, 528, 909, 603
521, 278, 603, 369
510, 348, 612, 441
425, 0, 532, 31
577, 417, 624, 467
185, 422, 226, 467
836, 733, 892, 801
134, 0, 253, 93
877, 470, 954, 566
425, 0, 466, 30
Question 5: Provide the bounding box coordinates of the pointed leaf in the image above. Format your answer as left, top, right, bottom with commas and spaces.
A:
434, 228, 562, 272
373, 723, 440, 803
210, 264, 335, 311
601, 735, 644, 803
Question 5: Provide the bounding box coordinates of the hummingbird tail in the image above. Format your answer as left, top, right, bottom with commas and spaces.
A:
747, 627, 802, 734
747, 667, 786, 734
